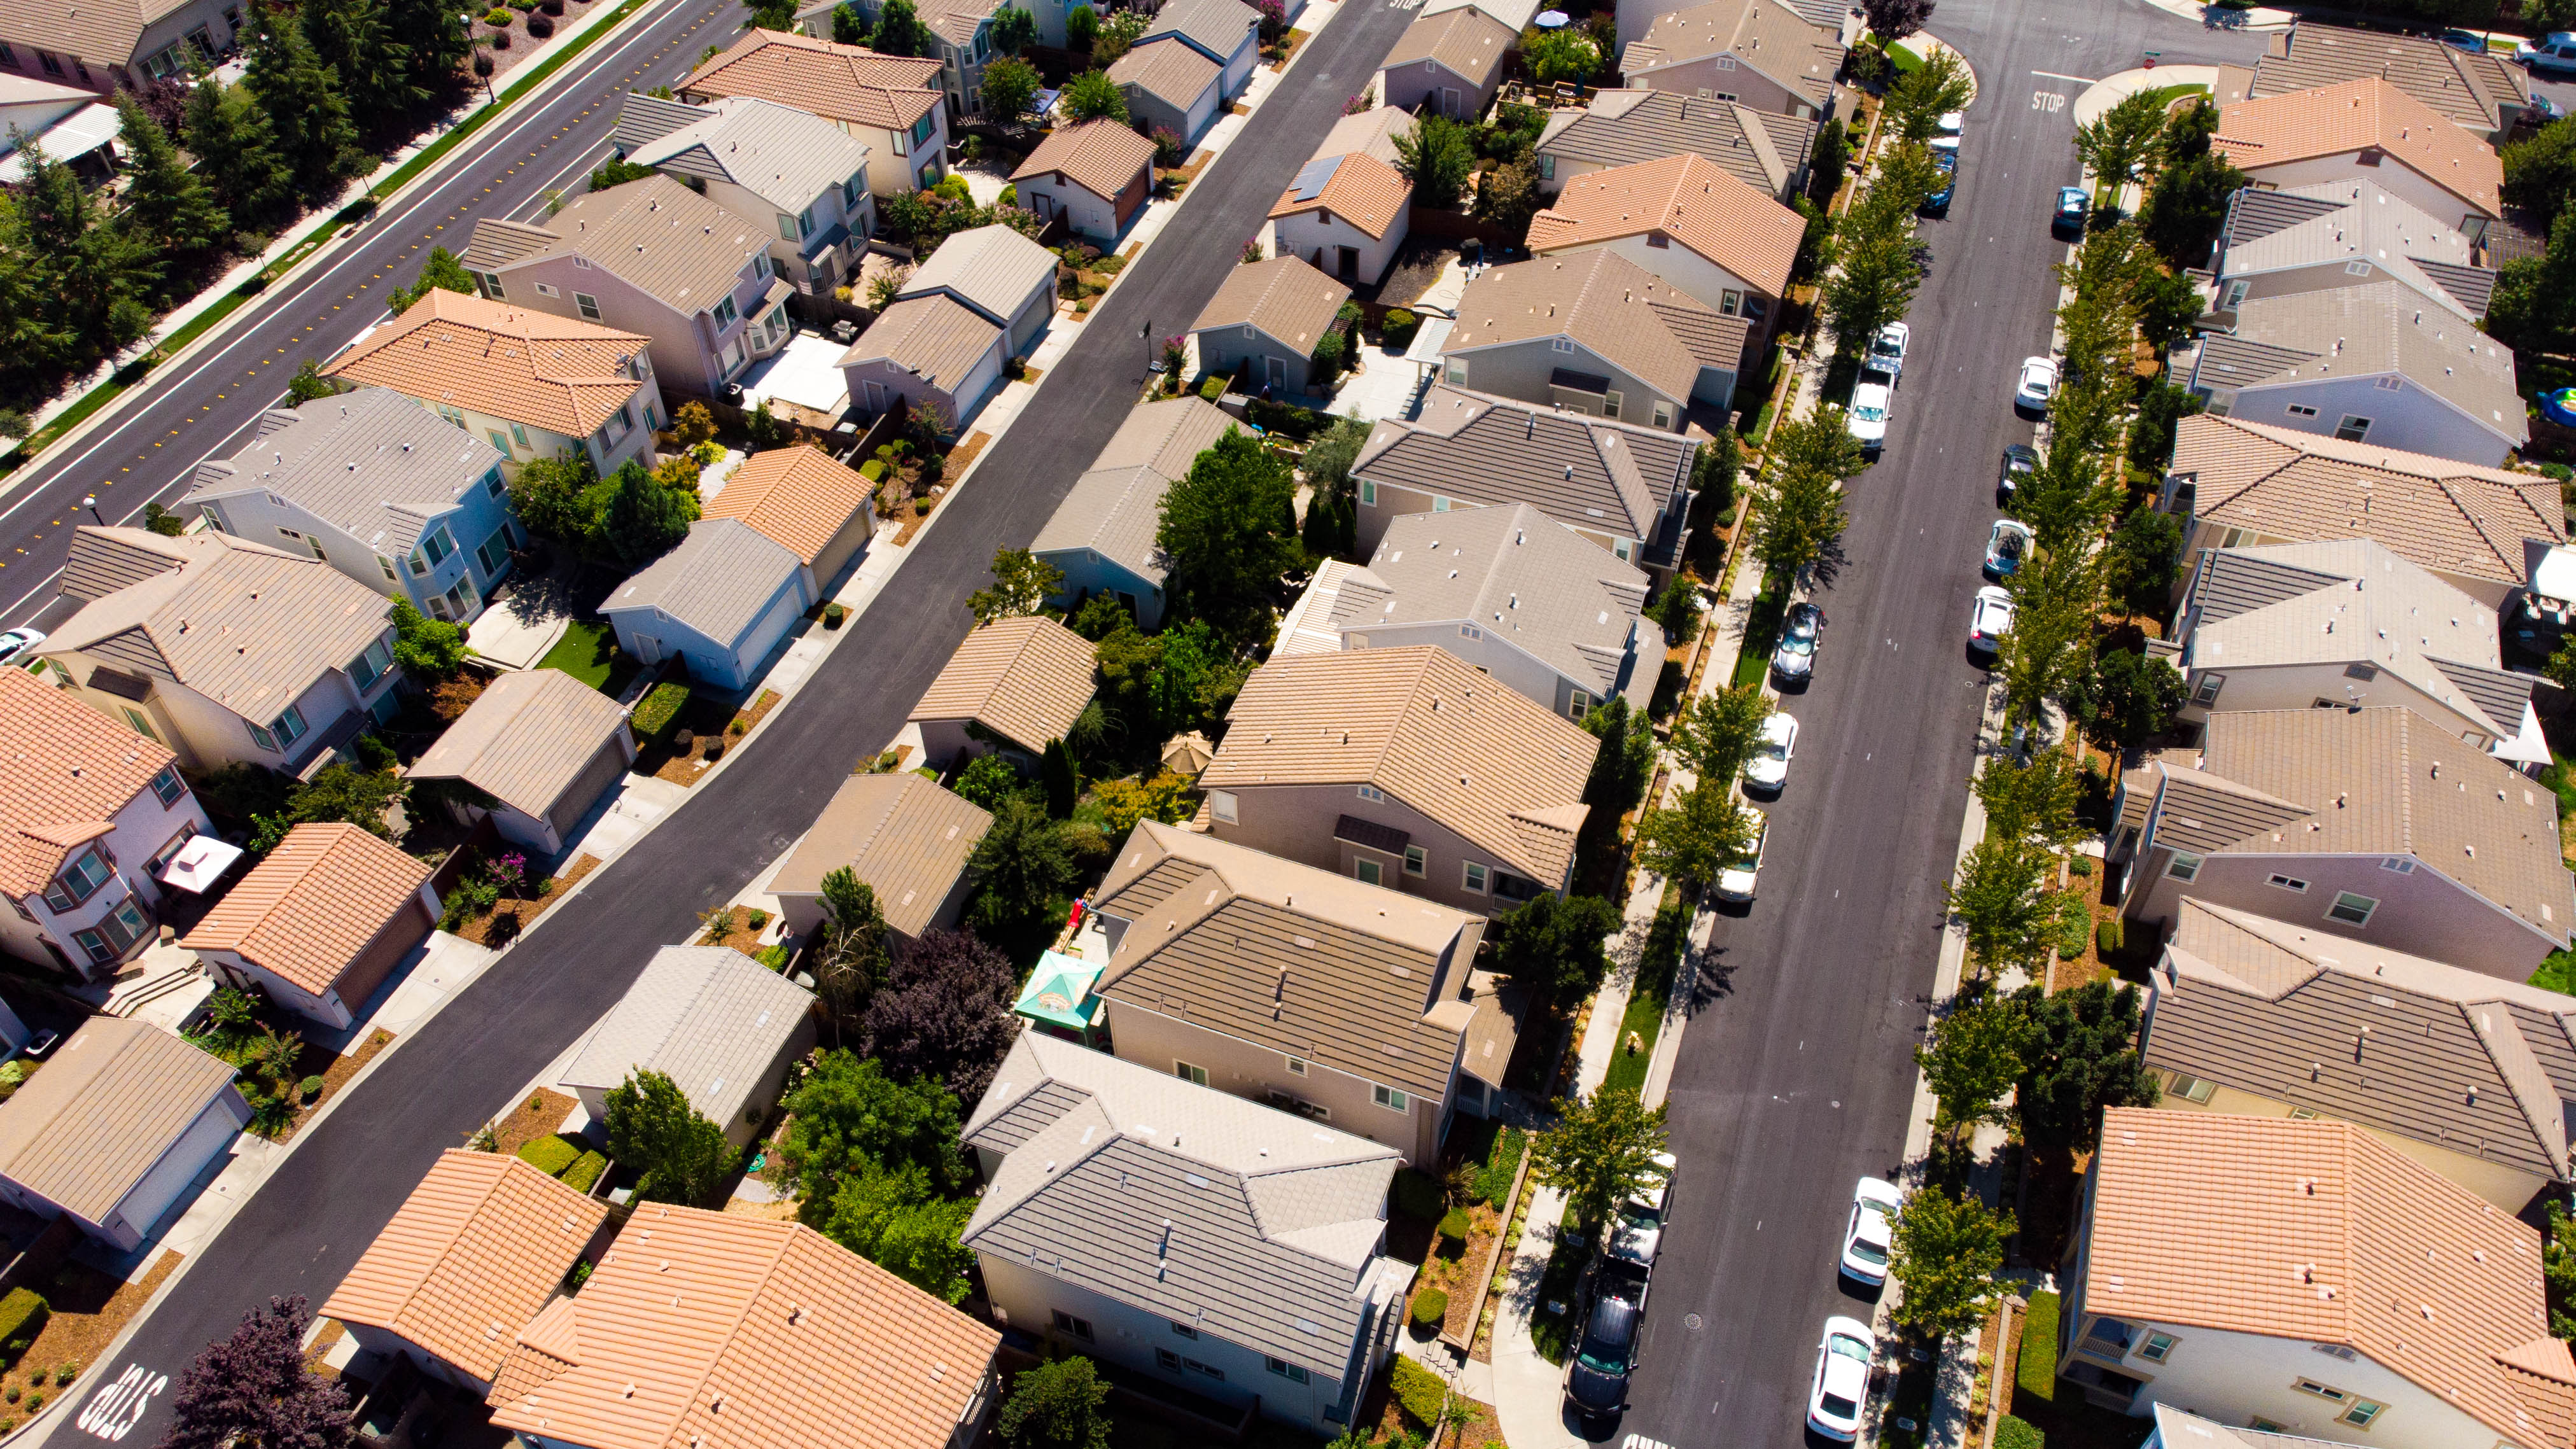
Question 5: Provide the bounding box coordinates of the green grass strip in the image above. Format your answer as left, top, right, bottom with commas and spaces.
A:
1600, 883, 1688, 1098
2016, 1291, 2061, 1404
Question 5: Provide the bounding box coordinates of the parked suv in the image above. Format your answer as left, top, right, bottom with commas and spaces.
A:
1565, 1263, 1648, 1424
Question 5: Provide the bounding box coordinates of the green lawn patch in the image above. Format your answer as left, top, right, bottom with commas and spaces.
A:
1887, 41, 1924, 72
2017, 1289, 2061, 1404
537, 619, 619, 688
1526, 1229, 1593, 1364
1732, 576, 1789, 689
2136, 82, 2211, 113
1601, 883, 1688, 1098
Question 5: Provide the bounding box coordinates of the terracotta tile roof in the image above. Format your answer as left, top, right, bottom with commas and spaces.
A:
1109, 36, 1222, 111
323, 290, 650, 440
770, 773, 991, 937
2252, 22, 2532, 134
1619, 0, 1844, 106
463, 177, 771, 316
702, 445, 874, 566
0, 667, 178, 899
1202, 646, 1597, 887
2213, 76, 2503, 219
322, 1151, 609, 1384
2085, 1108, 2576, 1446
181, 823, 433, 995
677, 29, 942, 134
485, 1203, 1000, 1449
1381, 6, 1515, 87
1189, 256, 1350, 354
1008, 118, 1154, 203
1527, 151, 1802, 296
0, 1018, 238, 1223
1448, 249, 1749, 403
2169, 414, 2562, 589
402, 669, 630, 825
0, 0, 198, 67
908, 615, 1098, 753
1269, 151, 1412, 240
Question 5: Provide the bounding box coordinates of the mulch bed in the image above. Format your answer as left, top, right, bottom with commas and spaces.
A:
696, 905, 776, 958
490, 1087, 580, 1156
0, 1250, 181, 1430
269, 1028, 396, 1144
449, 855, 599, 945
473, 0, 607, 83
650, 690, 781, 784
945, 432, 991, 480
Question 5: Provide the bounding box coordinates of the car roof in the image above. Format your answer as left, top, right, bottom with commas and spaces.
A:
1975, 584, 2012, 603
1821, 1351, 1868, 1399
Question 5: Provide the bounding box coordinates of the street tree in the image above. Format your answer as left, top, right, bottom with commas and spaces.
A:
605, 1068, 736, 1205
183, 76, 293, 228
388, 246, 479, 312
1823, 203, 1928, 357
2101, 506, 2183, 617
1634, 779, 1755, 897
1529, 1086, 1670, 1229
1154, 430, 1299, 646
1000, 1357, 1116, 1449
2138, 146, 2244, 269
2066, 645, 2187, 750
1888, 1189, 2012, 1339
2072, 89, 2167, 207
12, 144, 160, 360
303, 0, 420, 127
1943, 837, 2056, 979
1915, 990, 2033, 1135
1749, 407, 1862, 578
164, 1296, 354, 1449
1672, 683, 1772, 788
1393, 114, 1476, 209
1995, 544, 2101, 731
114, 92, 227, 265
1494, 892, 1627, 1004
1580, 697, 1656, 815
860, 927, 1020, 1105
2012, 980, 2158, 1149
1884, 48, 1972, 141
968, 545, 1064, 624
1974, 746, 2085, 851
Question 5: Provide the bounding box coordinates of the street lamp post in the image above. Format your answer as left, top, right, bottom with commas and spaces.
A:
462, 15, 498, 106
80, 494, 102, 526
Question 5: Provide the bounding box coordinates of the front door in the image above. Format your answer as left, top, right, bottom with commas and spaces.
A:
631, 633, 661, 665
1336, 246, 1360, 281
1440, 87, 1461, 116
1265, 355, 1286, 389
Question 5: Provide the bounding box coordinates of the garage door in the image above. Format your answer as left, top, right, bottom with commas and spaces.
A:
549, 735, 630, 843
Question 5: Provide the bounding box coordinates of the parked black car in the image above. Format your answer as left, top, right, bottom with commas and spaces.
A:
1564, 1263, 1649, 1423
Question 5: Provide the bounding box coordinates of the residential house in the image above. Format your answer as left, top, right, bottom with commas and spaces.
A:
560, 946, 817, 1148
612, 94, 876, 298
1139, 0, 1261, 103
811, 0, 1028, 112
320, 1151, 612, 1392
1375, 5, 1514, 119
1525, 151, 1801, 365
1270, 108, 1415, 287
1009, 118, 1155, 244
1029, 395, 1236, 627
769, 772, 992, 944
2246, 20, 2537, 141
181, 823, 441, 1030
2209, 179, 2495, 325
702, 442, 878, 595
1083, 819, 1523, 1151
963, 1031, 1412, 1432
183, 389, 517, 627
1110, 37, 1225, 148
0, 668, 211, 979
461, 176, 795, 403
484, 1204, 1002, 1449
597, 519, 808, 690
322, 290, 664, 480
2134, 1405, 2386, 1449
1534, 88, 1819, 202
2212, 76, 2503, 235
1200, 645, 1597, 913
1189, 255, 1352, 397
1351, 385, 1701, 577
907, 615, 1098, 769
1441, 249, 1746, 431
39, 528, 404, 775
840, 223, 1056, 424
2169, 537, 2551, 766
0, 0, 237, 92
1420, 0, 1541, 29
677, 29, 949, 195
1616, 0, 1845, 122
2181, 281, 2525, 465
2160, 412, 2565, 611
2107, 706, 2573, 981
0, 1018, 246, 1250
2140, 897, 2576, 1212
402, 669, 636, 857
2055, 1107, 2576, 1448
0, 73, 121, 185
1274, 502, 1655, 721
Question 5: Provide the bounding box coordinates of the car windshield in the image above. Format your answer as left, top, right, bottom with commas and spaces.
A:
1578, 1308, 1635, 1372
1760, 740, 1789, 762
1854, 403, 1886, 422
1871, 336, 1900, 358
1848, 1238, 1889, 1265
1780, 633, 1814, 656
1820, 1393, 1858, 1418
1829, 1335, 1871, 1364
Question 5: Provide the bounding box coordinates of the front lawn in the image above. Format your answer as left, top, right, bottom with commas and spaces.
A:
536, 619, 638, 693
1732, 575, 1789, 689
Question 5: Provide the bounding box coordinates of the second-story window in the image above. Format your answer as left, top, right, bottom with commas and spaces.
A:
713, 295, 739, 327
150, 766, 185, 806
269, 704, 309, 750
347, 636, 393, 693
485, 466, 507, 498
911, 114, 935, 148
574, 291, 601, 320
777, 213, 800, 242
797, 206, 815, 238
412, 524, 456, 575
44, 847, 113, 913
844, 171, 866, 208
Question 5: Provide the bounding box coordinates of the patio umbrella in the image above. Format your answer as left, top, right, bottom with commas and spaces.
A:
160, 836, 246, 894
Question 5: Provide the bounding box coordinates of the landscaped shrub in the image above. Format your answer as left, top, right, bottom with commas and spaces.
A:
860, 459, 887, 482
1477, 1126, 1525, 1207
1995, 1416, 2044, 1449
491, 29, 510, 46
1390, 1166, 1445, 1221
631, 678, 692, 738
1244, 396, 1324, 439
561, 1151, 608, 1193
1381, 308, 1418, 349
483, 6, 510, 20
517, 1134, 582, 1176
2095, 917, 2124, 956
1408, 1287, 1447, 1328
1198, 373, 1225, 401
297, 1075, 325, 1102
823, 602, 847, 629
0, 1289, 49, 1366
527, 13, 554, 35
2067, 856, 2092, 876
1389, 1354, 1445, 1423
1436, 1207, 1470, 1242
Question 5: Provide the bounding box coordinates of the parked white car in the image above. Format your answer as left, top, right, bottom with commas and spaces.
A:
1840, 1178, 1901, 1285
2014, 356, 2058, 413
0, 629, 45, 669
2518, 31, 2576, 74
1607, 1151, 1679, 1270
1743, 711, 1796, 794
1714, 810, 1767, 902
1806, 1317, 1877, 1441
1848, 379, 1893, 452
1968, 585, 2015, 654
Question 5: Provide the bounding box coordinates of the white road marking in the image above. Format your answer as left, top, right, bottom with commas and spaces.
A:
74, 1364, 167, 1441
2031, 69, 2095, 83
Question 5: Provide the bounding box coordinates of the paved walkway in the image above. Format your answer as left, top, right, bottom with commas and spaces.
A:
2136, 0, 2293, 32
2071, 63, 2220, 125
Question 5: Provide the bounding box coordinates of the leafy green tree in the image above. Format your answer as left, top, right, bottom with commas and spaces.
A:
1145, 618, 1247, 736
2011, 979, 2157, 1150
385, 0, 472, 94
2102, 506, 2182, 617
872, 0, 934, 55
303, 0, 419, 127
2505, 114, 2576, 230
12, 144, 160, 361
605, 1069, 737, 1205
1039, 738, 1079, 817
1155, 431, 1298, 646
1634, 779, 1754, 896
1859, 0, 1934, 44
953, 753, 1026, 811
1062, 67, 1127, 124
1065, 2, 1100, 53
1807, 118, 1849, 206
2125, 380, 2202, 475
244, 10, 367, 201
388, 246, 479, 312
1975, 748, 2085, 851
1671, 682, 1770, 786
1884, 48, 1972, 142
508, 453, 598, 544
1494, 893, 1626, 1003
816, 1160, 976, 1301
2074, 88, 2167, 207
388, 599, 466, 676
261, 765, 406, 848
1520, 26, 1599, 85
1579, 697, 1655, 815
982, 55, 1041, 122
783, 1049, 969, 1204
2488, 204, 2576, 357
2544, 1197, 2576, 1341
2131, 262, 2202, 351
588, 156, 660, 192
1823, 197, 1928, 357
991, 5, 1037, 53
2137, 147, 2244, 269
1473, 153, 1541, 248
2159, 93, 2216, 162
597, 458, 697, 564
1393, 114, 1476, 209
1000, 1357, 1114, 1449
969, 545, 1063, 624
1749, 407, 1862, 579
1944, 837, 2055, 979
748, 0, 801, 29
1645, 574, 1702, 642
1529, 1087, 1669, 1229
1995, 543, 2100, 730
2065, 646, 2187, 750
114, 92, 227, 267
811, 867, 892, 1030
1090, 5, 1151, 63
1916, 991, 2033, 1135
831, 2, 869, 43
1888, 1188, 2013, 1338
968, 795, 1080, 937
185, 75, 293, 228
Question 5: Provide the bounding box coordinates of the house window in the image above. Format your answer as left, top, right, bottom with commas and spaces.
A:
73, 899, 149, 963
2138, 1333, 2176, 1363
713, 296, 740, 327
2379, 857, 2416, 875
1286, 1055, 1308, 1075
1359, 479, 1377, 506
2327, 891, 2377, 927
1357, 859, 1383, 886
1373, 1084, 1410, 1112
752, 255, 774, 282
2190, 671, 2225, 706
149, 765, 185, 806
44, 848, 114, 912
2285, 403, 2319, 417
2166, 1072, 2215, 1103
248, 720, 279, 752
1051, 1311, 1093, 1341
575, 292, 601, 320
1462, 862, 1488, 893
1550, 337, 1574, 354
1444, 358, 1467, 385
2339, 1400, 2384, 1428
2293, 1380, 2349, 1404
2334, 415, 2371, 443
1184, 1359, 1224, 1382
1537, 153, 1555, 180
479, 272, 506, 299
1646, 230, 1670, 248
1567, 689, 1591, 721
1459, 624, 1483, 642
485, 466, 509, 497
778, 213, 801, 242
1612, 538, 1634, 562
378, 555, 398, 582
2265, 873, 2309, 893
2222, 279, 2250, 309
1357, 783, 1385, 802
1651, 400, 1674, 430
2373, 375, 2402, 392
1176, 1061, 1208, 1086
1403, 845, 1425, 877
535, 282, 560, 297
1720, 290, 1742, 316
1210, 789, 1238, 823
2164, 850, 2203, 882
1156, 1348, 1182, 1371
144, 822, 198, 878
1170, 1321, 1198, 1340
347, 637, 394, 693
125, 708, 162, 743
477, 528, 512, 576
36, 50, 61, 75
845, 171, 866, 208
1266, 1357, 1308, 1384
417, 524, 456, 572
1602, 391, 1623, 419
489, 430, 515, 459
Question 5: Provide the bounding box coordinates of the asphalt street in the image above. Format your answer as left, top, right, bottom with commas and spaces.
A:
1612, 5, 2263, 1445
36, 0, 1427, 1444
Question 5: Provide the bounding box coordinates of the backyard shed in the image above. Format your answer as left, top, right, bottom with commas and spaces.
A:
769, 772, 993, 944
598, 518, 809, 692
908, 615, 1099, 769
1009, 120, 1155, 244
1189, 256, 1351, 398
403, 669, 635, 857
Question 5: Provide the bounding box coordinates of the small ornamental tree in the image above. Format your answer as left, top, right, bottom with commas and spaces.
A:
812, 867, 891, 1032
1915, 990, 2032, 1136
163, 1295, 354, 1449
981, 55, 1040, 122
1670, 682, 1771, 786
968, 545, 1063, 624
783, 1049, 969, 1207
1494, 892, 1625, 1004
1859, 0, 1935, 43
999, 1357, 1114, 1449
1888, 1188, 2012, 1339
1062, 68, 1128, 125
605, 1068, 736, 1205
1529, 1087, 1669, 1230
859, 927, 1020, 1105
388, 245, 480, 312
1634, 779, 1754, 897
388, 599, 466, 677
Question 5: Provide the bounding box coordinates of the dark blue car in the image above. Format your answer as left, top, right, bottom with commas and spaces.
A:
1922, 148, 1957, 214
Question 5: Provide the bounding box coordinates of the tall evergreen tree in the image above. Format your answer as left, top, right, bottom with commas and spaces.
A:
0, 207, 78, 383
13, 145, 159, 361
245, 11, 366, 200
304, 0, 422, 125
113, 92, 228, 271
386, 0, 473, 93
183, 75, 294, 229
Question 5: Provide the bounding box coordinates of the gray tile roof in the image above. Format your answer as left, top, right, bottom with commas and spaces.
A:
185, 388, 505, 559
769, 772, 992, 938
2147, 898, 2576, 1179
1333, 503, 1651, 697
600, 517, 802, 645
1140, 0, 1259, 64
402, 668, 629, 823
561, 945, 816, 1133
897, 224, 1058, 331
615, 95, 872, 217
1354, 385, 1697, 543
463, 175, 769, 316
59, 528, 195, 603
1536, 89, 1817, 198
2200, 281, 2526, 447
963, 1031, 1401, 1378
2250, 20, 2533, 133
2217, 179, 2495, 320
1030, 397, 1238, 580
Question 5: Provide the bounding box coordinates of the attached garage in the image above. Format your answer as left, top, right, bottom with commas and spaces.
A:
0, 1017, 249, 1250
405, 668, 640, 857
